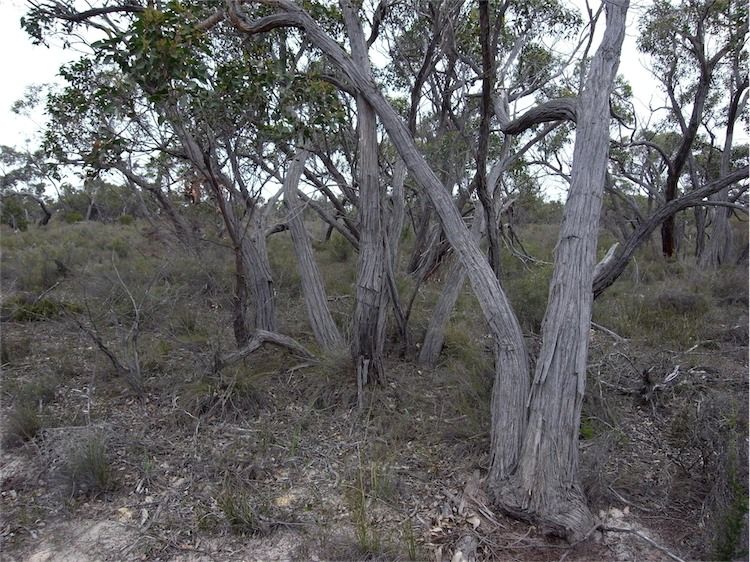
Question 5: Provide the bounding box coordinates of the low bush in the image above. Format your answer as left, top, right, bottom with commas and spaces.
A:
58, 432, 116, 497
2, 402, 42, 449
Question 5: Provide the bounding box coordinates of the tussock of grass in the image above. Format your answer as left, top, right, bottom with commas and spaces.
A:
2, 403, 42, 449
58, 433, 116, 497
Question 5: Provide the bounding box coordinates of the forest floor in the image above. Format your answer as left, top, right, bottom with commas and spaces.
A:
1, 220, 748, 561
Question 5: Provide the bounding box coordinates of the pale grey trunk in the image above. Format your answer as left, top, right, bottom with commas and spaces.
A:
169, 112, 277, 337
283, 146, 344, 351
231, 0, 529, 506
492, 1, 628, 541
700, 75, 744, 268
242, 211, 277, 333
341, 1, 389, 402
419, 205, 483, 367
384, 159, 409, 351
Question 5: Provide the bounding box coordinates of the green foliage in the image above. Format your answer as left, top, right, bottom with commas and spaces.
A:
579, 417, 597, 440
1, 197, 30, 231
505, 264, 554, 333
596, 285, 711, 346
182, 369, 267, 421
3, 296, 81, 322
345, 459, 383, 557
327, 231, 353, 263
62, 211, 84, 224
714, 457, 749, 561
15, 375, 59, 406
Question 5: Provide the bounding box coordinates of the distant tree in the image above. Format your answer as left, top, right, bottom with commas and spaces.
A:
0, 145, 56, 228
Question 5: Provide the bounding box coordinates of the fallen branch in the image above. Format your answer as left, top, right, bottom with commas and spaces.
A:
600, 525, 686, 562
213, 330, 316, 373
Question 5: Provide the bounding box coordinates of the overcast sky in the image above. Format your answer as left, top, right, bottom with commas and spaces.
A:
0, 1, 664, 152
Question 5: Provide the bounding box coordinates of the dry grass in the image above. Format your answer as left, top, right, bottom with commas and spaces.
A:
0, 219, 746, 561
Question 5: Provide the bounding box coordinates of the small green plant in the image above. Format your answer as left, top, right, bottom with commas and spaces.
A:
2, 402, 42, 448
329, 232, 352, 262
402, 520, 420, 561
59, 433, 116, 497
343, 455, 393, 558
118, 214, 135, 226
16, 374, 59, 406
0, 336, 31, 364
579, 417, 597, 440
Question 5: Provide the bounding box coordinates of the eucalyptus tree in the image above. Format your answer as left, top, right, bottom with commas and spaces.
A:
636, 0, 748, 258
0, 145, 56, 228
29, 0, 745, 542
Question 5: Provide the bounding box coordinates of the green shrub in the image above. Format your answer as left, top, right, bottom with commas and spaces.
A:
4, 296, 81, 322
217, 484, 271, 536
63, 211, 84, 224
118, 214, 135, 226
328, 232, 353, 262
505, 264, 553, 333
16, 375, 59, 406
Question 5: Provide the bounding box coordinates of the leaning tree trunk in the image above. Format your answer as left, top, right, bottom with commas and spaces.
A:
230, 0, 530, 486
283, 145, 344, 351
492, 0, 628, 541
419, 204, 483, 367
341, 1, 389, 403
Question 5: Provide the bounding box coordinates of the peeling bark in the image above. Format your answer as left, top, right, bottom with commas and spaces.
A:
492, 0, 628, 541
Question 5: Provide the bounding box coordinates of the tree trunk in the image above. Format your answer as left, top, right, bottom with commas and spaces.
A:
283, 145, 344, 351
699, 74, 746, 268
384, 159, 409, 353
492, 0, 628, 541
341, 0, 389, 404
419, 205, 483, 367
593, 167, 748, 298
232, 0, 529, 500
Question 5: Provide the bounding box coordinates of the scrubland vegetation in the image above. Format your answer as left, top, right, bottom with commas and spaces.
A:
1, 206, 747, 560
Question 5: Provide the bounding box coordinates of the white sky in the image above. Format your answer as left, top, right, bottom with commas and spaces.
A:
0, 0, 78, 148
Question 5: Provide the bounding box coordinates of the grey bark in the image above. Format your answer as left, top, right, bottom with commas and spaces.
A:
492, 0, 628, 541
340, 0, 389, 403
593, 166, 749, 298
283, 145, 345, 351
699, 74, 747, 268
418, 204, 483, 367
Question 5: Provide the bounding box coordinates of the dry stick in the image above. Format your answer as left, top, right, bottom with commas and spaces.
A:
600, 526, 686, 562
590, 321, 625, 342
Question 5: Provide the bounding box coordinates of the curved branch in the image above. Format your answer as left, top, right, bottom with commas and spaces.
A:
593, 166, 749, 297
501, 98, 577, 135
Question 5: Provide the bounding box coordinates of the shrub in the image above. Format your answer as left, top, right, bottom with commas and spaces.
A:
118, 214, 135, 226
62, 211, 84, 224
58, 433, 116, 497
505, 264, 553, 333
2, 403, 42, 449
217, 484, 271, 536
329, 232, 353, 262
3, 296, 81, 322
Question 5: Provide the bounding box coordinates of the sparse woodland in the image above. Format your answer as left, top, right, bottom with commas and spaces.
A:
0, 0, 748, 560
